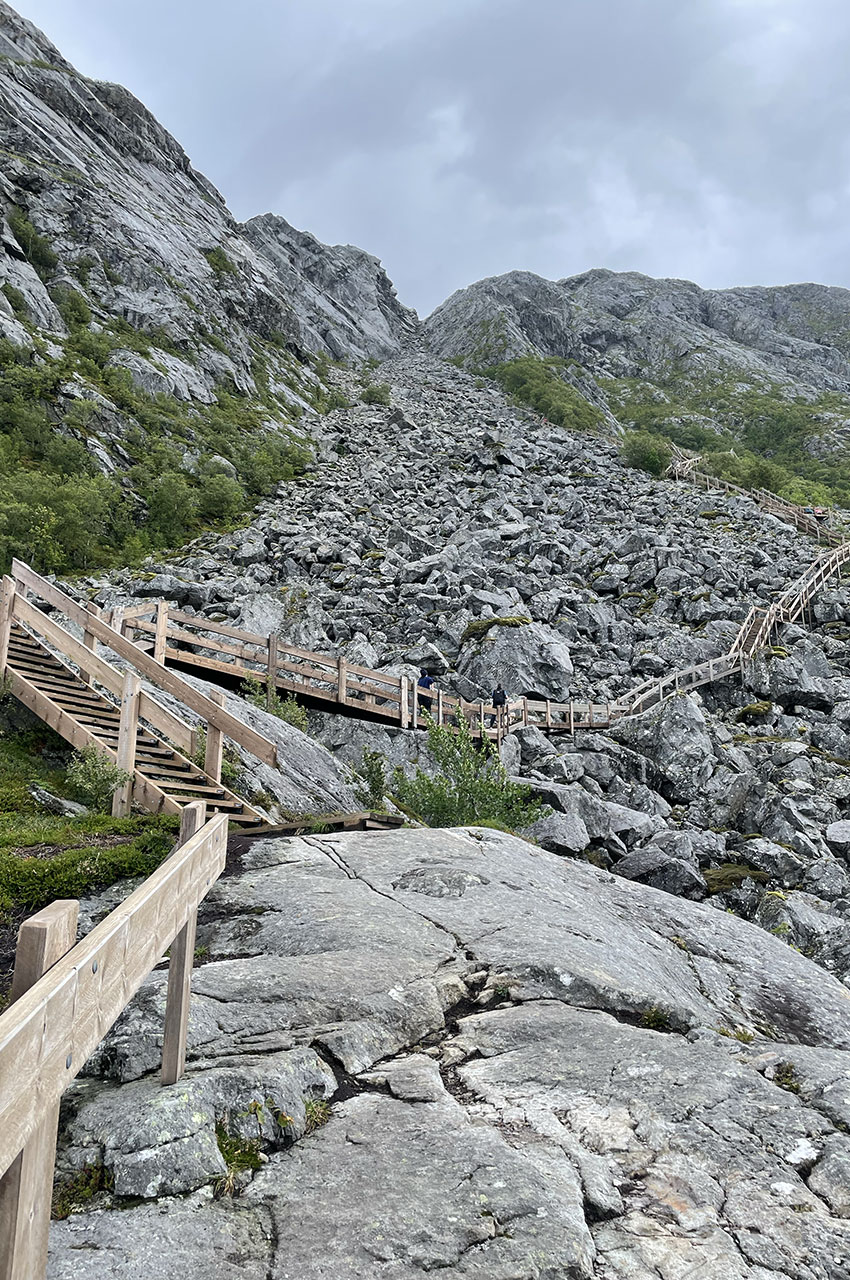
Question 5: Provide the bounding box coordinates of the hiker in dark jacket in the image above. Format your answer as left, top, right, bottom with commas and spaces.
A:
489, 684, 507, 728
417, 668, 435, 714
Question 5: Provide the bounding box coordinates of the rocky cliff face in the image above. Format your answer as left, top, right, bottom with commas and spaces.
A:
0, 1, 415, 495
425, 267, 850, 392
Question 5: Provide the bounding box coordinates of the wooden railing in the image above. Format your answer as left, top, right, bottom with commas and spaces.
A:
8, 562, 280, 770
0, 804, 227, 1280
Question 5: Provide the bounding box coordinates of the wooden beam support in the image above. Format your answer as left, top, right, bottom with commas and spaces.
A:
204, 690, 225, 784
153, 601, 169, 665
337, 656, 348, 704
0, 900, 78, 1280
266, 634, 279, 710
0, 576, 13, 679
112, 671, 141, 818
161, 802, 206, 1086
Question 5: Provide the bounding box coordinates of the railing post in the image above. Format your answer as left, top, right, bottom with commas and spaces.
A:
545, 700, 552, 728
0, 899, 78, 1280
266, 633, 279, 710
479, 700, 485, 739
411, 682, 418, 729
79, 602, 99, 686
0, 575, 14, 679
112, 671, 141, 818
337, 656, 348, 705
522, 697, 529, 727
437, 689, 444, 726
399, 676, 409, 728
153, 601, 169, 665
204, 690, 225, 784
161, 801, 206, 1086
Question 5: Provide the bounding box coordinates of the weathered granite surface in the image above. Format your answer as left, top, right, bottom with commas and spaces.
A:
48, 826, 850, 1279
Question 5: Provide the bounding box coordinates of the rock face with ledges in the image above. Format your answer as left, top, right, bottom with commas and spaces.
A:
424, 265, 850, 393
48, 827, 850, 1279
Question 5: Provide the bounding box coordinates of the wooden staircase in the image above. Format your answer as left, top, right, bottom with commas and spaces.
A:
5, 623, 263, 828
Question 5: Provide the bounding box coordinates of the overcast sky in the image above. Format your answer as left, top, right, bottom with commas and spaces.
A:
13, 0, 850, 315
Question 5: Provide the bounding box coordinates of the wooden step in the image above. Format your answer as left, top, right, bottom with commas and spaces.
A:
155, 779, 227, 798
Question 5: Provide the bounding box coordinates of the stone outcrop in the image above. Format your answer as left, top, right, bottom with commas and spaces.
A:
424, 266, 850, 393
48, 827, 850, 1278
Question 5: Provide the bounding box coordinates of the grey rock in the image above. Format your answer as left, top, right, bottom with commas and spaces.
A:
28, 785, 87, 817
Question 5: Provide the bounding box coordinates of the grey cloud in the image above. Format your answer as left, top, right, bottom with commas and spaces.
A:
16, 0, 850, 314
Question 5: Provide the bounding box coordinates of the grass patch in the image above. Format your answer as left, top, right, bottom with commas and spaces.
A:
213, 1120, 262, 1197
304, 1099, 332, 1133
703, 862, 771, 894
52, 1162, 113, 1219
484, 356, 602, 431
461, 615, 530, 645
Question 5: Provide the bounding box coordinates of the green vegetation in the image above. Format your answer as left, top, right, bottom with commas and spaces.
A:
8, 207, 57, 281
461, 615, 530, 645
391, 715, 543, 830
2, 282, 27, 322
773, 1061, 801, 1094
352, 747, 387, 809
0, 815, 176, 914
304, 1099, 332, 1133
66, 744, 130, 812
604, 372, 850, 508
202, 246, 239, 278
619, 430, 671, 477
484, 356, 603, 431
361, 381, 391, 406
703, 863, 771, 894
0, 330, 311, 574
639, 1007, 670, 1031
242, 674, 309, 733
52, 1162, 113, 1220
214, 1120, 262, 1197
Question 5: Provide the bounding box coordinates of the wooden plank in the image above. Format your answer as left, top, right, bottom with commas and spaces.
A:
10, 563, 277, 770
204, 690, 224, 785
161, 802, 205, 1085
266, 634, 279, 710
79, 603, 98, 686
0, 578, 16, 678
11, 595, 195, 756
112, 672, 141, 818
5, 667, 175, 817
0, 900, 78, 1280
0, 814, 228, 1177
153, 602, 169, 665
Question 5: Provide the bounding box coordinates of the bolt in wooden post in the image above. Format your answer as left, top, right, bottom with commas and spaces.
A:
112, 671, 141, 818
399, 676, 409, 728
266, 634, 279, 710
0, 575, 14, 680
153, 601, 169, 665
161, 801, 206, 1086
0, 899, 78, 1280
204, 690, 224, 785
337, 656, 348, 704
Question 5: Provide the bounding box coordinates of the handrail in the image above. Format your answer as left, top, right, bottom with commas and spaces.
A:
11, 561, 279, 769
0, 807, 227, 1277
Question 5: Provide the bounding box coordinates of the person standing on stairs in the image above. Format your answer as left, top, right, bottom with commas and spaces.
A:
418, 668, 435, 715
490, 684, 508, 729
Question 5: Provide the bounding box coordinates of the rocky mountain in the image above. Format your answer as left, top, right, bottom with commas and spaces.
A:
0, 1, 416, 572
2, 4, 850, 1277
425, 267, 850, 391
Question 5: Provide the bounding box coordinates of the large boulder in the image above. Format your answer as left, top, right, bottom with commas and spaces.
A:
458, 620, 574, 701
611, 693, 716, 803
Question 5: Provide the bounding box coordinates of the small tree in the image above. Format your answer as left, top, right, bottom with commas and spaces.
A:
353, 748, 387, 809
391, 715, 543, 830
66, 745, 130, 812
620, 430, 672, 477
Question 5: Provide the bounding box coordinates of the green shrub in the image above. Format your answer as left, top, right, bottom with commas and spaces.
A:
361, 382, 391, 406
1, 282, 27, 322
8, 207, 57, 281
202, 246, 238, 278
0, 818, 176, 913
52, 286, 91, 331
197, 473, 245, 523
620, 430, 672, 476
391, 715, 543, 829
146, 471, 198, 546
66, 745, 130, 812
484, 356, 602, 431
352, 748, 387, 809
241, 675, 308, 733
